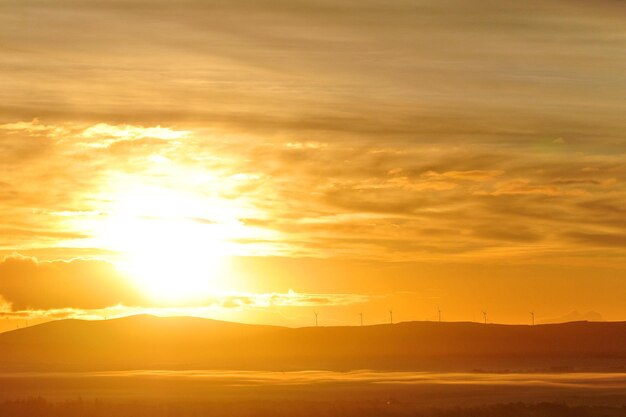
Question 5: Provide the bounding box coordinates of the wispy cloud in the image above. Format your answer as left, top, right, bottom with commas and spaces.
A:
1, 119, 625, 263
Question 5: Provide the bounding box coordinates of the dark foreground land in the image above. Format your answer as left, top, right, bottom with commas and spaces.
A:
0, 371, 625, 417
1, 399, 625, 417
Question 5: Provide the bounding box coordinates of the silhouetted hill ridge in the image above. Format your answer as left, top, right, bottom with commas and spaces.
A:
0, 315, 624, 372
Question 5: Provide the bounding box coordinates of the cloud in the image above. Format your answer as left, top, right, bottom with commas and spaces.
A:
0, 120, 69, 137
2, 118, 626, 266
486, 180, 587, 197
0, 253, 370, 318
258, 289, 370, 307
421, 170, 504, 181
1, 0, 624, 144
79, 123, 190, 148
0, 0, 624, 314
566, 232, 626, 248
0, 254, 144, 310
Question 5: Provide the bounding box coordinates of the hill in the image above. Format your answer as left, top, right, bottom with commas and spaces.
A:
0, 315, 624, 372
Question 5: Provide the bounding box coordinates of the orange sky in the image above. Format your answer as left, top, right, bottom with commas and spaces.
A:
1, 0, 625, 331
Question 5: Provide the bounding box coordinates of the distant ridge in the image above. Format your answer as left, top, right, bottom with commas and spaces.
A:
539, 310, 604, 324
0, 315, 624, 372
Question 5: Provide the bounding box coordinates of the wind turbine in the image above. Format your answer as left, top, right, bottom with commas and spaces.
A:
360, 312, 363, 327
314, 311, 318, 327
530, 311, 535, 326
389, 310, 393, 324
482, 311, 487, 324
437, 307, 442, 323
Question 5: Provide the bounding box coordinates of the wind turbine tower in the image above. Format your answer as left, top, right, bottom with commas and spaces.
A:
314, 311, 318, 327
530, 311, 535, 326
389, 310, 393, 324
360, 312, 363, 326
482, 311, 487, 324
438, 307, 442, 323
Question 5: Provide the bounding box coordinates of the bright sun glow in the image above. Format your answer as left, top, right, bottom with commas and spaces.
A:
93, 186, 247, 303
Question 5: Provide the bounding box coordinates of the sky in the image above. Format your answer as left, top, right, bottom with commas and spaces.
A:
0, 0, 625, 330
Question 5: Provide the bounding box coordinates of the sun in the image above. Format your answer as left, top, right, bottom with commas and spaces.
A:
93, 185, 244, 303
116, 217, 230, 304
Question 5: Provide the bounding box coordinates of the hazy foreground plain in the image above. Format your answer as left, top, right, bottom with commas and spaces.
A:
1, 371, 625, 417
1, 370, 626, 403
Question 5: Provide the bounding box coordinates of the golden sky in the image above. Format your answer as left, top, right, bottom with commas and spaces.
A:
1, 0, 625, 330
